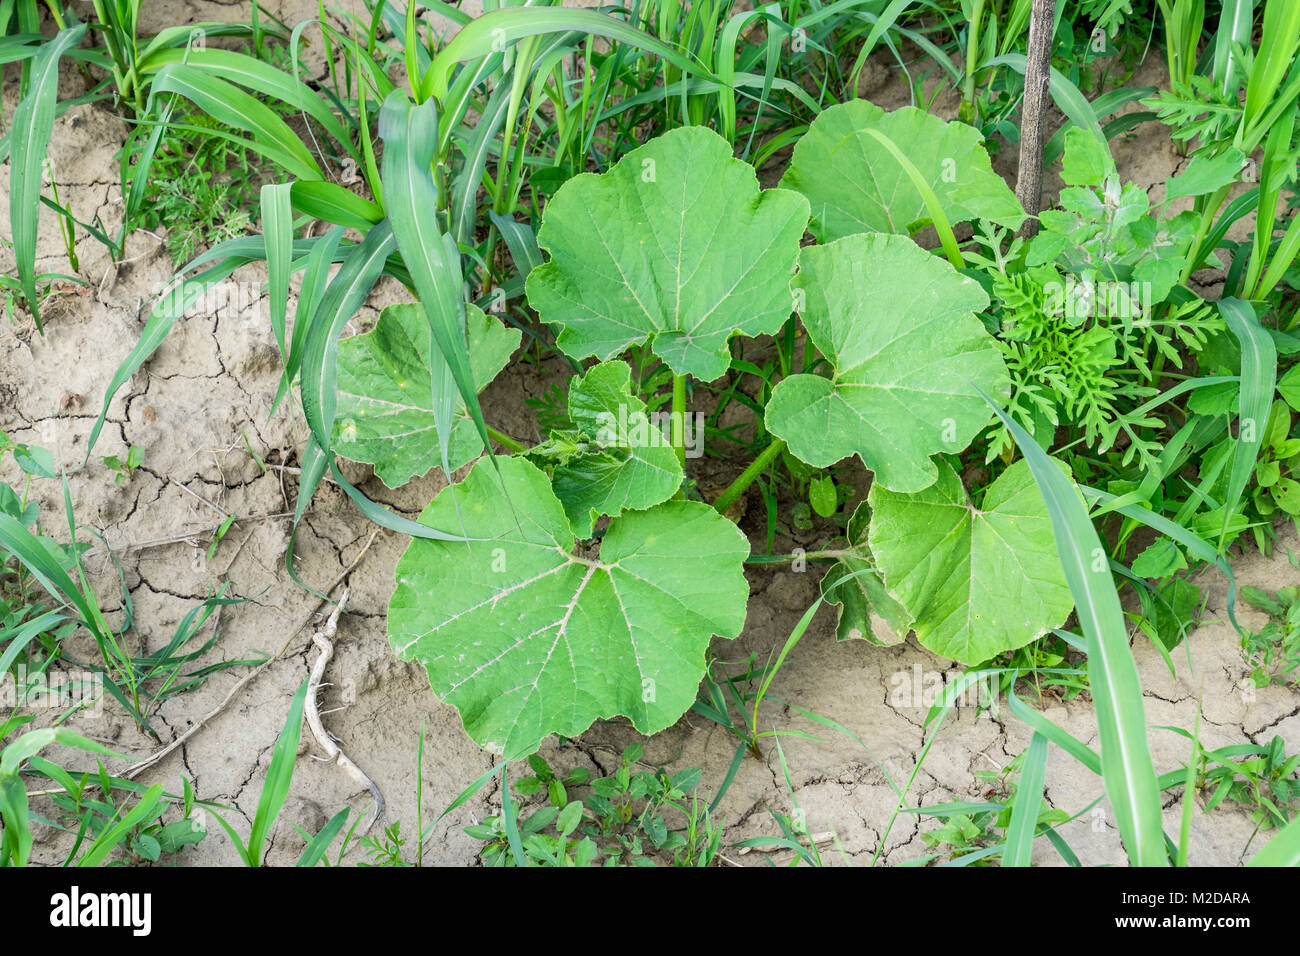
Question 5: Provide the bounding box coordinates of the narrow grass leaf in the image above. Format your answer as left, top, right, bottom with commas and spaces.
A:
420, 7, 711, 103
1003, 732, 1049, 866
76, 784, 165, 866
89, 251, 249, 459
247, 679, 309, 866
979, 387, 1166, 866
1219, 298, 1277, 550
378, 93, 485, 480
298, 221, 396, 482
10, 23, 86, 328
142, 48, 356, 157
296, 807, 351, 867
1007, 688, 1102, 773
1247, 814, 1300, 866
148, 64, 323, 180
261, 182, 293, 357
290, 180, 383, 228
986, 52, 1108, 155
489, 210, 543, 279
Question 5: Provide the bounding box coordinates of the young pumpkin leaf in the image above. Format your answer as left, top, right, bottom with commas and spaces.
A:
548, 360, 683, 538
779, 101, 1023, 243
389, 457, 749, 757
819, 502, 908, 645
868, 459, 1074, 664
525, 126, 809, 381
765, 234, 1008, 492
334, 303, 521, 488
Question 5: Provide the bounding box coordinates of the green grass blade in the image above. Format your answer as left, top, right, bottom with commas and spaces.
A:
198, 804, 254, 866
275, 226, 344, 416
1079, 485, 1244, 635
1, 727, 123, 867
421, 6, 712, 103
1003, 731, 1049, 866
293, 436, 328, 528
297, 221, 395, 513
985, 52, 1108, 157
0, 774, 32, 866
0, 610, 66, 678
76, 784, 165, 866
1214, 0, 1256, 96
1219, 299, 1276, 550
378, 93, 485, 480
499, 766, 528, 867
326, 459, 478, 541
1247, 813, 1300, 866
844, 0, 916, 94
148, 63, 323, 180
0, 513, 99, 634
9, 23, 86, 329
246, 679, 309, 866
296, 807, 351, 867
88, 241, 265, 459
451, 80, 512, 244
979, 387, 1167, 866
489, 210, 543, 279
1243, 0, 1300, 130
857, 125, 967, 268
290, 180, 383, 229
141, 48, 357, 158
261, 182, 293, 358
1007, 688, 1102, 773
124, 84, 179, 223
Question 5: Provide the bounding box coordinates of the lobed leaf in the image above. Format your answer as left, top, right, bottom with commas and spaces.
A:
819, 502, 908, 645
779, 101, 1023, 243
526, 126, 809, 381
549, 361, 684, 538
869, 459, 1075, 663
765, 234, 1007, 492
389, 457, 749, 756
334, 302, 520, 488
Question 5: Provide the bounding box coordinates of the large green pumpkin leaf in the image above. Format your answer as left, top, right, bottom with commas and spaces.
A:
765, 234, 1008, 492
868, 459, 1074, 664
334, 303, 520, 488
525, 125, 810, 381
820, 502, 909, 645
389, 456, 750, 756
779, 100, 1024, 243
549, 361, 683, 538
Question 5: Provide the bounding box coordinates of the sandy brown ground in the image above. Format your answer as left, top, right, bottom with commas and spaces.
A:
0, 1, 1295, 866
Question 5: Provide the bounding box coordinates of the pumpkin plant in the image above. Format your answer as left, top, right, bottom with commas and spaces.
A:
331, 113, 1079, 758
